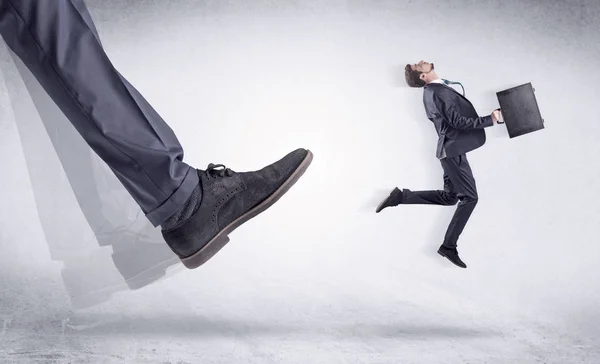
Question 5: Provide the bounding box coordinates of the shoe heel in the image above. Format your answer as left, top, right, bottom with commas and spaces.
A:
181, 234, 231, 270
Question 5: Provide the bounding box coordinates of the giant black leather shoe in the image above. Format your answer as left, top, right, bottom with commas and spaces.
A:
162, 148, 313, 269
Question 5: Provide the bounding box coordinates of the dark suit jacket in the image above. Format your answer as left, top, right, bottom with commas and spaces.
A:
422, 83, 493, 159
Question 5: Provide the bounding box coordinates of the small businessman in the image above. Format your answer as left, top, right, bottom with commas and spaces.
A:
376, 61, 502, 269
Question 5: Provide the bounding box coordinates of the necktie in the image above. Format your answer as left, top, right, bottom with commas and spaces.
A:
442, 79, 465, 97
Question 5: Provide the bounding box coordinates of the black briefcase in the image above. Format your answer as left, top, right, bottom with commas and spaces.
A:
496, 83, 545, 138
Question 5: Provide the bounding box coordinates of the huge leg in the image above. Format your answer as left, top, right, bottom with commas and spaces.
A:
0, 0, 198, 227
0, 0, 313, 270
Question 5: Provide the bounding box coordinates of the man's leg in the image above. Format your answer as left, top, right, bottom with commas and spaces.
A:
0, 0, 313, 270
375, 166, 458, 213
27, 0, 181, 286
437, 154, 478, 268
400, 172, 459, 206
0, 0, 197, 227
439, 154, 478, 249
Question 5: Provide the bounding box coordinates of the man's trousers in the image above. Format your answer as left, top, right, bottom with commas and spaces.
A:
0, 0, 198, 227
401, 154, 479, 249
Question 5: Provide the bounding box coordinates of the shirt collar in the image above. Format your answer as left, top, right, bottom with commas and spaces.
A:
428, 78, 445, 84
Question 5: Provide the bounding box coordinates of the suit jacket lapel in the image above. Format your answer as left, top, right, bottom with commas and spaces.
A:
436, 83, 475, 108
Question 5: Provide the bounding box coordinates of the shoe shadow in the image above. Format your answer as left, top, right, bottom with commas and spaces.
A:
62, 313, 500, 340
342, 322, 498, 339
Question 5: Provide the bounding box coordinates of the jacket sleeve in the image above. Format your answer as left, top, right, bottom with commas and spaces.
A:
433, 92, 493, 130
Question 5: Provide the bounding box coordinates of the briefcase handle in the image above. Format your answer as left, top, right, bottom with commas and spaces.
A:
494, 108, 505, 124
495, 108, 545, 125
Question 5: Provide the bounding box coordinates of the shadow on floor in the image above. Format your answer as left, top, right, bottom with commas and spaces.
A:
51, 313, 500, 340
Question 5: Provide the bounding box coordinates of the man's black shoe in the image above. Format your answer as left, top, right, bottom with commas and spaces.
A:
162, 148, 313, 269
437, 245, 467, 268
376, 187, 403, 213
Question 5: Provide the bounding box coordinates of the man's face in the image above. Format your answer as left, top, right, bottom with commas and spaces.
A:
411, 60, 434, 73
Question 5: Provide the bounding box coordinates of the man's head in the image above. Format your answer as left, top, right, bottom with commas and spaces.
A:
404, 60, 437, 88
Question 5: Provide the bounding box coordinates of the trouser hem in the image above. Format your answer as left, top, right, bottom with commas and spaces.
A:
145, 167, 199, 227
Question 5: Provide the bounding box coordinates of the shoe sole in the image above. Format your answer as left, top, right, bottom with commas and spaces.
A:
437, 249, 467, 269
181, 150, 314, 269
375, 188, 399, 213
375, 196, 392, 213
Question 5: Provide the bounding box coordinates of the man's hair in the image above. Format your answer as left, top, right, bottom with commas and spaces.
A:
404, 64, 426, 88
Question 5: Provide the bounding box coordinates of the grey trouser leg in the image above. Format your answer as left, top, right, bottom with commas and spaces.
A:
401, 154, 478, 249
0, 0, 198, 227
401, 172, 459, 206
440, 154, 478, 249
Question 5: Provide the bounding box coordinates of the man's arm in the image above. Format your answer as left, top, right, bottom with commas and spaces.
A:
433, 93, 494, 130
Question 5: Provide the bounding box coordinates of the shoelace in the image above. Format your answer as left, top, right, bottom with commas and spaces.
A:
205, 163, 234, 178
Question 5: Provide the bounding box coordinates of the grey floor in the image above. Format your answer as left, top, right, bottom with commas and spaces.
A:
1, 263, 599, 364
1, 0, 600, 363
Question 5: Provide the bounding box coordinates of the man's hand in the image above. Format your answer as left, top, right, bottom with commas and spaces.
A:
491, 109, 503, 125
